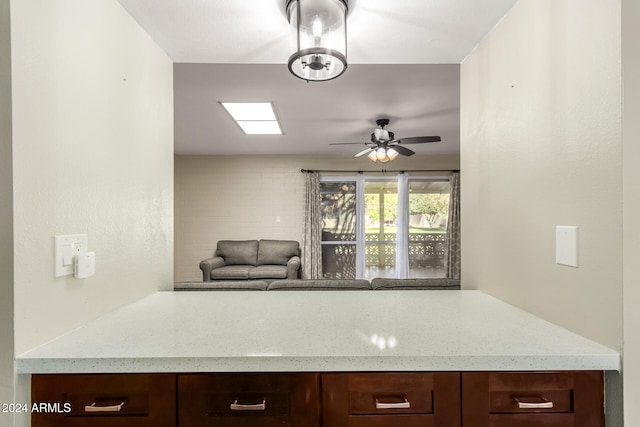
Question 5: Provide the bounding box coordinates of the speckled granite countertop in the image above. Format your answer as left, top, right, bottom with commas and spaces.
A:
16, 290, 620, 374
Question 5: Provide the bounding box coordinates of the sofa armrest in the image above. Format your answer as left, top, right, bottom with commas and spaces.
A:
286, 256, 301, 280
199, 256, 226, 282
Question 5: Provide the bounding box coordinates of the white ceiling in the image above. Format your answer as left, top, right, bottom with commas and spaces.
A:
117, 0, 518, 156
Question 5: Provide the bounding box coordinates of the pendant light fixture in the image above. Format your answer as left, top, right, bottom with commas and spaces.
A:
286, 0, 349, 82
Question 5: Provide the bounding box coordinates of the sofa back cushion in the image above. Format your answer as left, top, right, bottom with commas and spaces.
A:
370, 278, 461, 290
257, 240, 300, 265
216, 240, 259, 266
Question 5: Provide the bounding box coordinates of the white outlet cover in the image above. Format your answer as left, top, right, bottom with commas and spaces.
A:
54, 234, 88, 277
75, 251, 96, 279
556, 226, 578, 267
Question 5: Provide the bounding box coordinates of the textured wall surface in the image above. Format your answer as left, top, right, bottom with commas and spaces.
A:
0, 0, 14, 421
11, 0, 174, 355
623, 0, 640, 423
461, 0, 622, 350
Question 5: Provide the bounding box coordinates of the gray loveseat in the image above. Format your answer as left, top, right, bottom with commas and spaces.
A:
199, 240, 301, 282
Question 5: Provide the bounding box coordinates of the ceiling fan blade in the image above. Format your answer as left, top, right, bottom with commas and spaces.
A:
328, 142, 371, 145
354, 148, 374, 158
397, 136, 442, 144
391, 145, 415, 156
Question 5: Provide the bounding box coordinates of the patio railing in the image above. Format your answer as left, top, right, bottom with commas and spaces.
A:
321, 232, 447, 279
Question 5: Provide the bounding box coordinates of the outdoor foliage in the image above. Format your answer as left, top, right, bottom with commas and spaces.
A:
410, 193, 450, 223
320, 182, 356, 237
364, 193, 450, 225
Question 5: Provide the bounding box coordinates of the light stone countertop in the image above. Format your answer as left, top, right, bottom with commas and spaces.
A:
16, 290, 620, 374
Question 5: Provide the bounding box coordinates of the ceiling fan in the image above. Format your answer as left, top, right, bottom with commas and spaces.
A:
329, 119, 442, 163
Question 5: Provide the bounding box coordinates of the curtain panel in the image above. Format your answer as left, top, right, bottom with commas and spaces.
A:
445, 172, 461, 279
396, 173, 410, 278
355, 173, 366, 279
301, 172, 322, 279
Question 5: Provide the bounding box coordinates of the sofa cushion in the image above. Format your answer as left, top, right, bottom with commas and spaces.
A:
174, 281, 268, 291
371, 278, 461, 290
268, 279, 372, 291
257, 240, 300, 266
210, 265, 253, 280
248, 265, 288, 279
216, 240, 258, 266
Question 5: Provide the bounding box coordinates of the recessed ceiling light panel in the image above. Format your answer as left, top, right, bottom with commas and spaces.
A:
237, 121, 282, 135
220, 102, 283, 135
220, 102, 277, 121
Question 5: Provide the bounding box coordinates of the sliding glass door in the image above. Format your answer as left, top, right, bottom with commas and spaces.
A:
320, 176, 450, 280
407, 180, 450, 278
364, 180, 399, 279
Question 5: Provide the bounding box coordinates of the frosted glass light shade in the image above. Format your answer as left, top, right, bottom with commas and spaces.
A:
367, 146, 399, 163
387, 148, 399, 160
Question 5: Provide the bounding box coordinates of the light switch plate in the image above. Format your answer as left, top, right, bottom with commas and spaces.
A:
54, 234, 88, 277
556, 226, 578, 267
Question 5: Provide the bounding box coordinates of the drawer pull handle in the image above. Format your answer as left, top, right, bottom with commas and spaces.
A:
230, 399, 266, 411
513, 396, 554, 409
375, 396, 411, 409
84, 401, 126, 413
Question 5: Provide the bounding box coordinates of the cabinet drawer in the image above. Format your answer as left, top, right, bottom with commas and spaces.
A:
322, 372, 460, 427
178, 373, 320, 427
31, 373, 176, 427
462, 371, 604, 427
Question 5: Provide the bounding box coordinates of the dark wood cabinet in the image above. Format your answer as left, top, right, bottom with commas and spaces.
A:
322, 372, 461, 427
31, 373, 176, 427
177, 373, 320, 427
461, 371, 605, 427
31, 371, 605, 427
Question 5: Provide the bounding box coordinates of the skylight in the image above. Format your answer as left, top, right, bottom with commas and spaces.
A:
220, 102, 282, 135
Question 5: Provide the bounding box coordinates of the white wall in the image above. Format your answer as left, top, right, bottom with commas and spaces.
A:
11, 0, 174, 355
174, 155, 459, 282
461, 0, 622, 350
0, 0, 14, 422
622, 0, 640, 424
460, 0, 624, 423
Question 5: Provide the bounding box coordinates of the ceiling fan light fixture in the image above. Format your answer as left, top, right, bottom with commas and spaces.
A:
374, 147, 394, 163
374, 128, 391, 141
328, 119, 441, 162
365, 146, 397, 163
286, 0, 348, 82
387, 147, 399, 160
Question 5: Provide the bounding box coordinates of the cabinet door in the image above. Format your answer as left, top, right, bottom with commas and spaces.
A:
178, 373, 320, 427
322, 372, 461, 427
461, 371, 604, 427
31, 373, 176, 427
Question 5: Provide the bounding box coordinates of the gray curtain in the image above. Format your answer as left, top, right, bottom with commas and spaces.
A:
445, 172, 461, 279
302, 172, 322, 279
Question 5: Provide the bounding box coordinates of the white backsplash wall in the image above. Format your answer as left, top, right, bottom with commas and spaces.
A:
461, 3, 627, 423
622, 0, 640, 422
174, 155, 459, 282
11, 0, 174, 356
461, 0, 622, 352
0, 0, 14, 415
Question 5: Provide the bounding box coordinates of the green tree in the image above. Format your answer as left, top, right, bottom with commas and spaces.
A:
409, 193, 449, 224
365, 193, 398, 225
